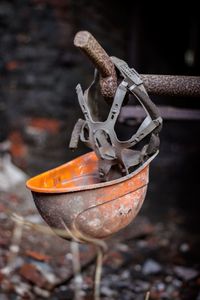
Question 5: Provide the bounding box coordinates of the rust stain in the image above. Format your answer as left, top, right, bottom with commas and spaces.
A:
25, 250, 51, 262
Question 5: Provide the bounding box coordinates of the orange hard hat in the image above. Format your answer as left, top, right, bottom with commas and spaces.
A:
26, 151, 157, 241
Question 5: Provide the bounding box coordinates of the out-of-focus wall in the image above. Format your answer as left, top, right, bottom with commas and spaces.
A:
0, 0, 127, 174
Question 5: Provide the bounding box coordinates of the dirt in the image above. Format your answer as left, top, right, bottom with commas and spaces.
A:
0, 187, 199, 300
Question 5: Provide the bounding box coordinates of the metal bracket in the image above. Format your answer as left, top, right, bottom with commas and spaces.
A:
111, 56, 143, 87
70, 57, 162, 181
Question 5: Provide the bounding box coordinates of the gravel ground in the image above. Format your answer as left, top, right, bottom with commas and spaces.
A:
0, 187, 199, 300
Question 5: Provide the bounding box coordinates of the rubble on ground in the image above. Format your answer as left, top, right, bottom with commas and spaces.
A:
0, 190, 199, 299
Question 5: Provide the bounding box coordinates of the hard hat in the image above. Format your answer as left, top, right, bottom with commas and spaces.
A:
26, 57, 162, 241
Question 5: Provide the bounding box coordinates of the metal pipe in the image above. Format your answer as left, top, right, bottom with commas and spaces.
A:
74, 31, 117, 98
141, 75, 200, 98
74, 31, 200, 98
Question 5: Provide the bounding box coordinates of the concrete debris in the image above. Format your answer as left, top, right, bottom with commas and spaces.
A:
174, 266, 199, 281
142, 259, 162, 275
0, 154, 27, 193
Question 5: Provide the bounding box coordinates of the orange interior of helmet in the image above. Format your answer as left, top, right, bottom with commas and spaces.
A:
26, 152, 100, 193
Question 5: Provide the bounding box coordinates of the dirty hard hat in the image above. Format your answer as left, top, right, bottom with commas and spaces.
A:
26, 57, 162, 241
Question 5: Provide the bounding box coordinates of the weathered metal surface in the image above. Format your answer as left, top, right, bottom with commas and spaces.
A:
74, 31, 200, 98
26, 152, 151, 240
74, 31, 117, 98
141, 74, 200, 97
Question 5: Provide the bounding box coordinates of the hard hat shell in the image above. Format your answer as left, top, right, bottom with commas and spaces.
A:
26, 151, 157, 240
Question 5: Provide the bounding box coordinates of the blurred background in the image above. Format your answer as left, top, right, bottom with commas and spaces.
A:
1, 0, 200, 223
0, 1, 200, 299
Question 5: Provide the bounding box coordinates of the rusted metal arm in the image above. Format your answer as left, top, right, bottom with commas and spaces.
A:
74, 31, 117, 98
74, 31, 200, 98
141, 75, 200, 98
